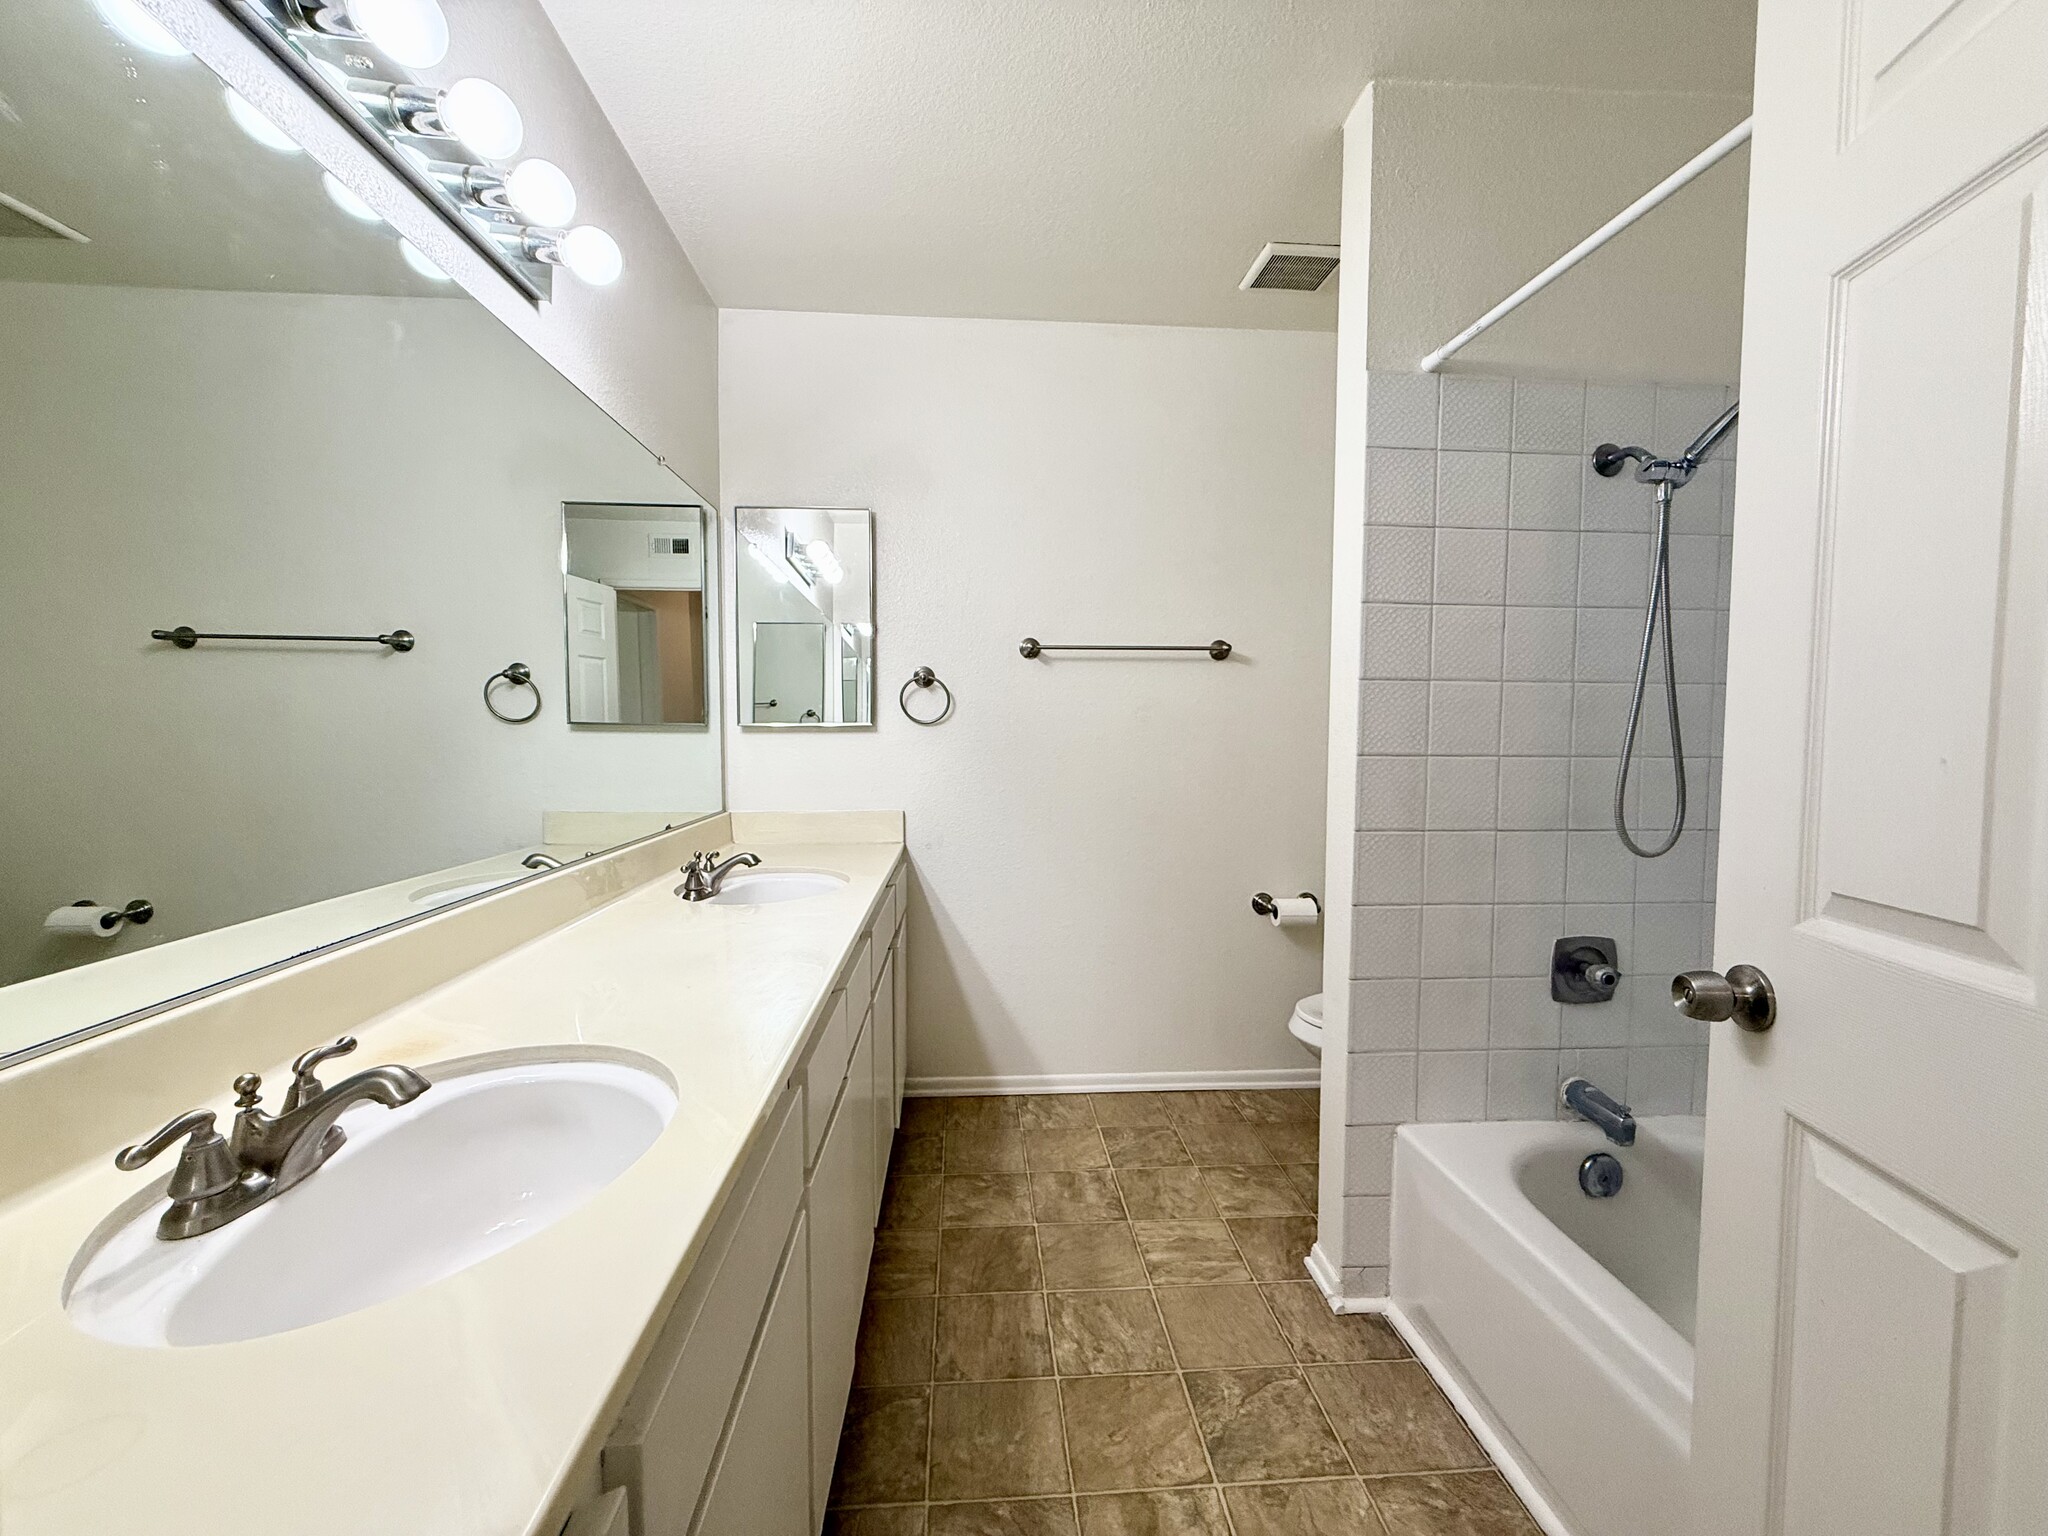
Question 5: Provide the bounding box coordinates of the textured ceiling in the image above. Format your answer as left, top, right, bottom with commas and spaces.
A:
539, 0, 1757, 330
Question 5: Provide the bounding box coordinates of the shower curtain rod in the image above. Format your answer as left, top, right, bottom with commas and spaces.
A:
1419, 116, 1753, 374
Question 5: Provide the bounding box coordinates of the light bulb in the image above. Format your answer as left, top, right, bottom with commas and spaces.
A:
439, 77, 522, 159
558, 225, 622, 286
346, 0, 448, 68
224, 88, 301, 154
505, 159, 576, 226
747, 538, 790, 586
322, 172, 380, 223
804, 540, 845, 585
91, 0, 189, 56
400, 240, 451, 282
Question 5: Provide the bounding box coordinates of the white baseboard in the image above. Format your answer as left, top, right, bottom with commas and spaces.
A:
1382, 1302, 1579, 1536
1304, 1242, 1385, 1314
905, 1067, 1319, 1096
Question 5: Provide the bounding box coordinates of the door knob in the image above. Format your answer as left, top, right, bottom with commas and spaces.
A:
1672, 964, 1776, 1032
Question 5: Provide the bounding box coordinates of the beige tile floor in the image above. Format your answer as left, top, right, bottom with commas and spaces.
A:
825, 1090, 1542, 1536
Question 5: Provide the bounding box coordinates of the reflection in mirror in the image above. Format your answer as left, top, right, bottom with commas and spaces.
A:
564, 504, 711, 726
735, 508, 875, 728
0, 0, 721, 1064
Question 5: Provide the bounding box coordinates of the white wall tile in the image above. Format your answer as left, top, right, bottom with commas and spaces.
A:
1367, 447, 1437, 525
1417, 1051, 1489, 1121
1345, 1123, 1399, 1195
1511, 379, 1585, 453
1429, 681, 1502, 755
1434, 528, 1507, 604
1358, 680, 1430, 754
1672, 608, 1718, 683
1363, 525, 1434, 602
1342, 1264, 1390, 1299
1347, 1052, 1419, 1123
1671, 462, 1724, 535
1571, 682, 1633, 755
1362, 602, 1432, 679
1669, 534, 1720, 609
1440, 375, 1513, 450
1506, 530, 1580, 605
1563, 1046, 1630, 1091
1349, 979, 1420, 1051
1634, 829, 1708, 903
1508, 452, 1582, 530
1487, 1050, 1561, 1119
1581, 462, 1655, 532
1492, 905, 1563, 979
1502, 606, 1577, 680
1425, 756, 1499, 828
1489, 976, 1563, 1048
1350, 905, 1420, 980
1494, 829, 1567, 901
1342, 1197, 1393, 1267
1583, 383, 1655, 453
1566, 830, 1636, 903
1633, 900, 1707, 973
1573, 607, 1645, 682
1562, 986, 1630, 1047
1418, 978, 1491, 1050
1437, 451, 1511, 526
1356, 755, 1427, 831
1497, 759, 1570, 831
1355, 831, 1425, 905
1577, 533, 1652, 609
1365, 370, 1439, 449
1424, 831, 1497, 904
1627, 1045, 1696, 1115
1500, 682, 1574, 756
1421, 904, 1493, 978
1655, 384, 1729, 449
1569, 756, 1620, 830
1431, 606, 1504, 680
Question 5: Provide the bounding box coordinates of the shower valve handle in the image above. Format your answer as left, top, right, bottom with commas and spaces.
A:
1672, 965, 1776, 1033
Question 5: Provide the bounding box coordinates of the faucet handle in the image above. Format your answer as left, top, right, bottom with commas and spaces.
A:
286, 1036, 358, 1111
115, 1109, 241, 1202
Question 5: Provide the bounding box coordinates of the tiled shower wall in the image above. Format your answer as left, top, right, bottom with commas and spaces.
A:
1340, 370, 1733, 1284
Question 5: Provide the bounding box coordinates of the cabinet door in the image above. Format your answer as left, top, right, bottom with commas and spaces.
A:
891, 934, 908, 1126
692, 1214, 812, 1536
869, 958, 896, 1187
808, 1020, 877, 1516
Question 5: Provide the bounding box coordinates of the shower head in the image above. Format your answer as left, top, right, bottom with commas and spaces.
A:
1589, 401, 1739, 491
1682, 401, 1739, 467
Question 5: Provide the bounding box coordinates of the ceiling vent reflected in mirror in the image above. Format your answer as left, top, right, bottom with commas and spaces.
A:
1239, 241, 1339, 292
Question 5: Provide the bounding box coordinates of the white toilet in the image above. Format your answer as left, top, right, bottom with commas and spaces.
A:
1287, 992, 1324, 1058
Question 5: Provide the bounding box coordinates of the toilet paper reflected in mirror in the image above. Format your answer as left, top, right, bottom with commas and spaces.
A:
45, 904, 120, 939
1268, 896, 1320, 928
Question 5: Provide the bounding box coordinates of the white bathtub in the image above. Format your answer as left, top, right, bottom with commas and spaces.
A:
1390, 1116, 1703, 1536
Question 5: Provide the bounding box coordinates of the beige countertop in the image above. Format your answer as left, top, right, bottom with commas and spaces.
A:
0, 817, 904, 1535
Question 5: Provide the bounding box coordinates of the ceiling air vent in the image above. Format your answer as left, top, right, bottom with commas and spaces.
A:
0, 191, 88, 243
1240, 242, 1338, 292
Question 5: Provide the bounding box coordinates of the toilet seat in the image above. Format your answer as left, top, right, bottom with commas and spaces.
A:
1288, 992, 1324, 1057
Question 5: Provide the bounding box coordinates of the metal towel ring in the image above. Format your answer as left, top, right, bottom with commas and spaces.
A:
900, 666, 953, 726
484, 662, 542, 723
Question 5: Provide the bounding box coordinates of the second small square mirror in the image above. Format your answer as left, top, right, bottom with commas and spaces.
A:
736, 507, 874, 728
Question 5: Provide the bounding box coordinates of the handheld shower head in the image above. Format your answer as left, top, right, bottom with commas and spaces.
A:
1682, 401, 1740, 467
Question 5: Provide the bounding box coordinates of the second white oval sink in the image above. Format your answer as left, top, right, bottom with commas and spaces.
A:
705, 870, 847, 905
65, 1051, 675, 1348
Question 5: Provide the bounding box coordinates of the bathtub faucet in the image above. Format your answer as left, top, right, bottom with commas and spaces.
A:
1560, 1077, 1636, 1147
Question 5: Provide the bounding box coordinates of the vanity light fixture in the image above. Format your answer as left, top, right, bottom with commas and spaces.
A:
804, 540, 846, 585
321, 170, 380, 222
503, 159, 577, 226
746, 535, 793, 587
519, 224, 623, 286
296, 0, 450, 69
351, 77, 523, 159
223, 86, 303, 153
91, 0, 190, 56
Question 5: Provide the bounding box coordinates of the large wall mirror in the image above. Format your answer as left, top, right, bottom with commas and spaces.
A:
735, 507, 875, 728
0, 0, 722, 1065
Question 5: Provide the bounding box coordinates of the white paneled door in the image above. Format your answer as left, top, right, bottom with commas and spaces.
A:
1692, 0, 2048, 1531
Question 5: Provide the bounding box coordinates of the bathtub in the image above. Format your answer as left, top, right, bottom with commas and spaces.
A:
1390, 1116, 1702, 1536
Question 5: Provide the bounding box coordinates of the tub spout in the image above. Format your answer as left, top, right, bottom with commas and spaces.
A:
1561, 1077, 1635, 1147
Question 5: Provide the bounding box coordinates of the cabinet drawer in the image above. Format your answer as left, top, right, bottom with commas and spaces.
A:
800, 990, 851, 1166
869, 968, 895, 1184
606, 1090, 803, 1536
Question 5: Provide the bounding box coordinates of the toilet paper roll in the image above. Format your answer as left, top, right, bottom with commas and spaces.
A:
1268, 896, 1321, 928
45, 904, 119, 939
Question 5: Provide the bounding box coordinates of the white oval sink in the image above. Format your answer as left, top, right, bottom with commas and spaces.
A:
65, 1051, 675, 1348
704, 870, 848, 906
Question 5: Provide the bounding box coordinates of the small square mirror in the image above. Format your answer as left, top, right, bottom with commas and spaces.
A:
563, 502, 713, 726
735, 507, 875, 728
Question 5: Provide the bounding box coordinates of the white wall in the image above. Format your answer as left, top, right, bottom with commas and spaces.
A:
0, 281, 721, 988
1363, 81, 1751, 383
720, 309, 1335, 1087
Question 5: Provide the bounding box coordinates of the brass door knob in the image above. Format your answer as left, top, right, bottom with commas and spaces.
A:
1672, 965, 1776, 1032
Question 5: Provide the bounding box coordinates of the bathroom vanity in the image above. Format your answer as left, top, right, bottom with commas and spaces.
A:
0, 813, 909, 1536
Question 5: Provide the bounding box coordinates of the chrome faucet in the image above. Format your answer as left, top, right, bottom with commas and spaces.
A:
521, 852, 566, 870
1560, 1076, 1636, 1147
114, 1036, 430, 1240
678, 849, 762, 901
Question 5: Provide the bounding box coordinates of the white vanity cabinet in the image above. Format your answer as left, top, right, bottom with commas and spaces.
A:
600, 866, 910, 1536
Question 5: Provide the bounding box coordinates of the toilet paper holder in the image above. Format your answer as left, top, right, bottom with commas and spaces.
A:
1251, 892, 1321, 920
56, 899, 154, 934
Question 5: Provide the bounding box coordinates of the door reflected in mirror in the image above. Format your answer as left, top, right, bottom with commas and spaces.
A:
735, 508, 875, 728
563, 503, 711, 726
